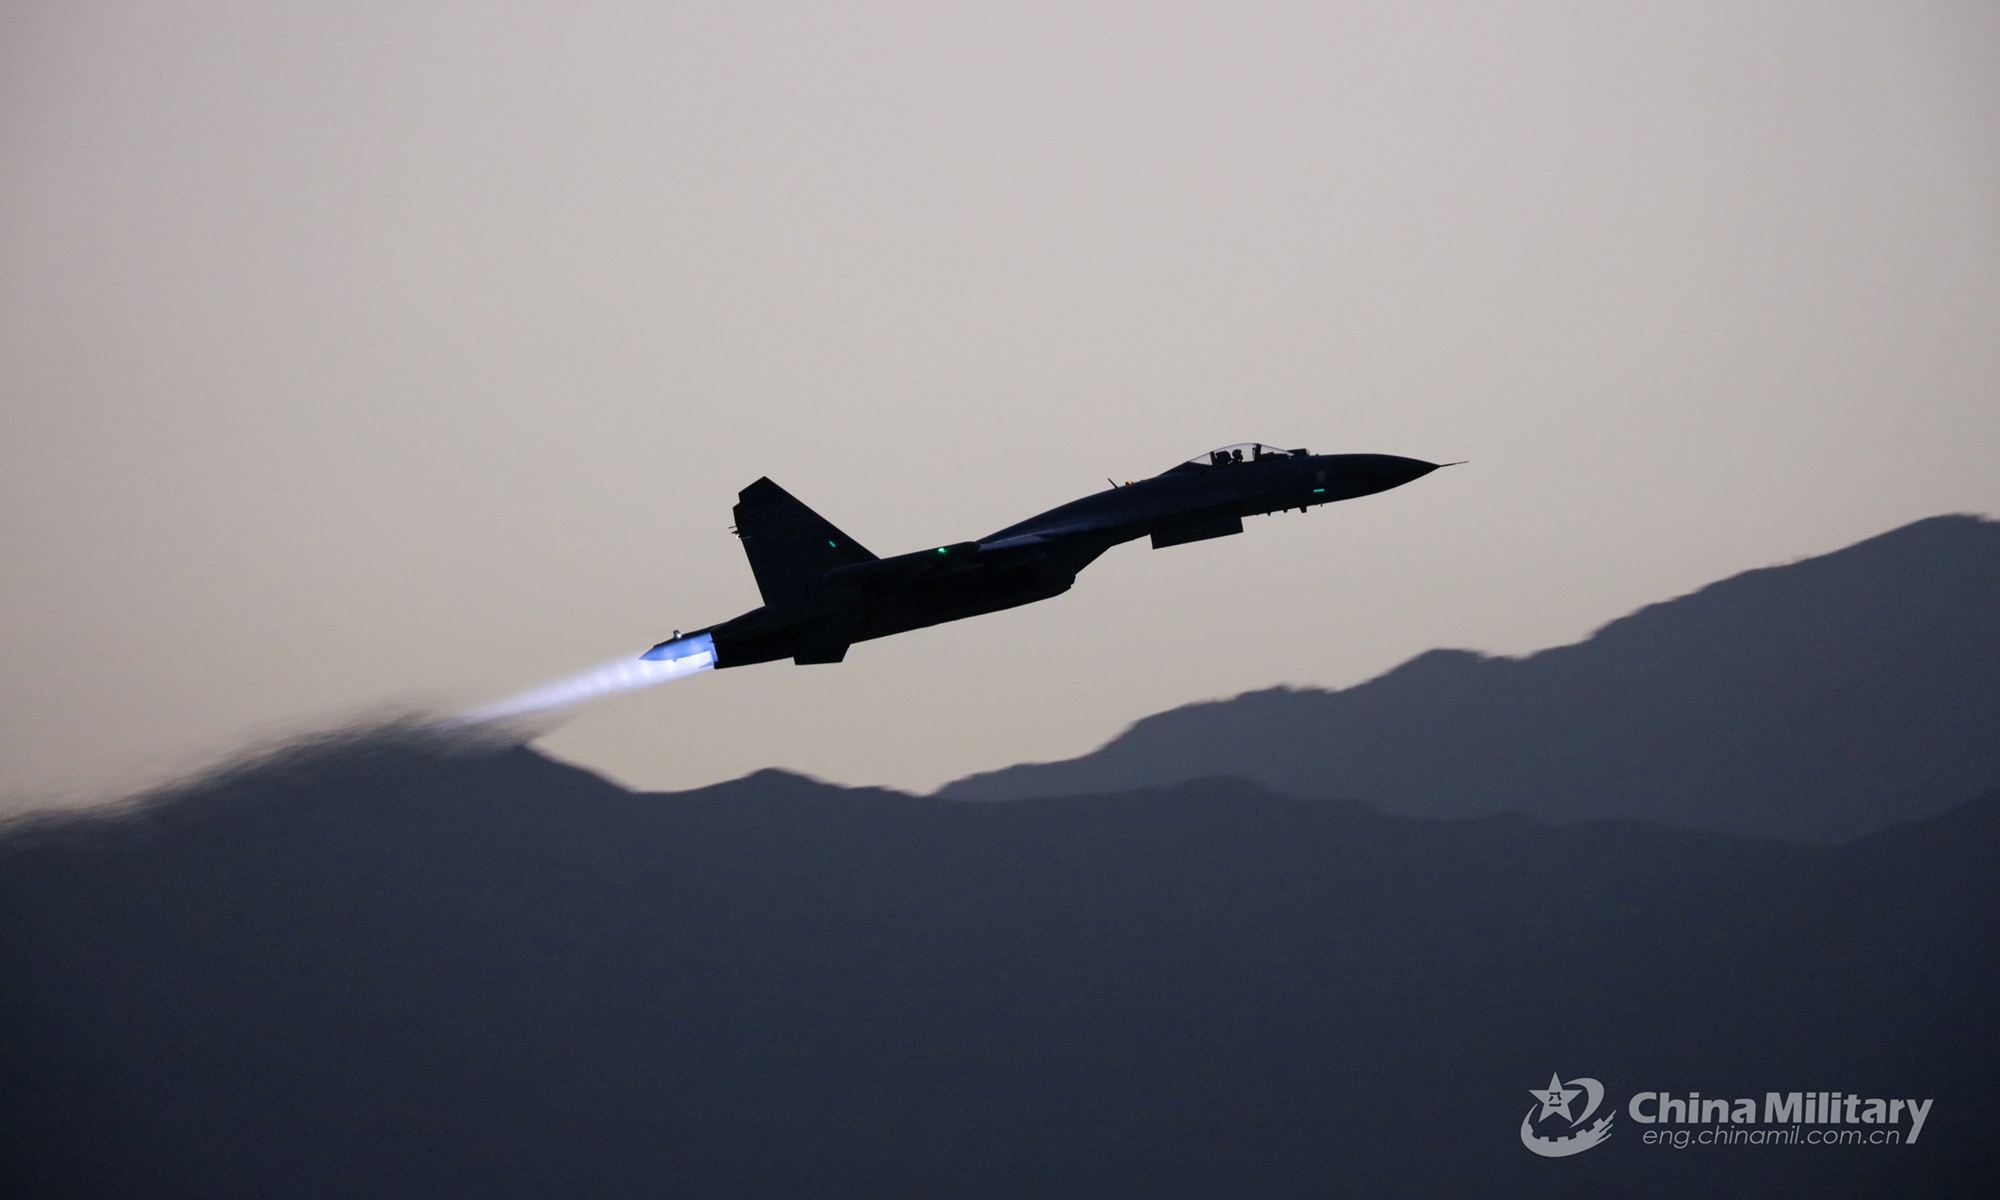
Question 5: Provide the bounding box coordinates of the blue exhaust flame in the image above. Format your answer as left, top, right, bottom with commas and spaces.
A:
457, 633, 715, 723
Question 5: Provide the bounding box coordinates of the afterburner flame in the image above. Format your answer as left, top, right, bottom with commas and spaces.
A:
456, 633, 715, 724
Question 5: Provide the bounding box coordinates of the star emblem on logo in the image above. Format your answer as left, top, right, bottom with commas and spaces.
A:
1530, 1072, 1582, 1123
1521, 1071, 1613, 1157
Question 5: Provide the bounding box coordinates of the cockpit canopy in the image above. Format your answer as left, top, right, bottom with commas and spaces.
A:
1168, 443, 1308, 473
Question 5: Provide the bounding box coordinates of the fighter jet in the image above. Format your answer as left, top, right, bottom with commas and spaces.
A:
644, 443, 1441, 668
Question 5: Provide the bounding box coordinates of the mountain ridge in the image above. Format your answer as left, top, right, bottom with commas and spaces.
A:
3, 733, 1993, 1198
937, 513, 2000, 840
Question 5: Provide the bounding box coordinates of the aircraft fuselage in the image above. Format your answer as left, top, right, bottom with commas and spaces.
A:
649, 446, 1440, 668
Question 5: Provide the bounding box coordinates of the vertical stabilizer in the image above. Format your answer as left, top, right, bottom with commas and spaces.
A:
733, 478, 876, 608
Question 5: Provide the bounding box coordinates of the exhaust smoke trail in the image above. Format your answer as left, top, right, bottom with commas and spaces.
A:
455, 633, 715, 724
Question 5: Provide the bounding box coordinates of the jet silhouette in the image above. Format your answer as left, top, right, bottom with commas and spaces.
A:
646, 444, 1441, 668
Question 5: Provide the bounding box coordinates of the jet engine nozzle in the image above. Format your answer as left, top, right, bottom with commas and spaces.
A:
641, 631, 718, 663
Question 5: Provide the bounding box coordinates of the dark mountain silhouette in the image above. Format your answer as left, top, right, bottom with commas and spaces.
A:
940, 514, 2000, 841
3, 730, 1994, 1198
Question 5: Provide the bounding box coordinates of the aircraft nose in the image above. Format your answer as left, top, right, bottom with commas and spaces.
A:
1379, 456, 1440, 486
1327, 454, 1444, 498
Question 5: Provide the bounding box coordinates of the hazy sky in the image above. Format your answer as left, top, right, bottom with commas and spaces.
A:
4, 0, 1997, 812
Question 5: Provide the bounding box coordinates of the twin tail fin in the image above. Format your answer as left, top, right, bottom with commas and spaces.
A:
732, 478, 876, 609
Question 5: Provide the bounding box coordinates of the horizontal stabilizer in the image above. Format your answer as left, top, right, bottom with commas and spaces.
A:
792, 642, 850, 665
734, 478, 876, 609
